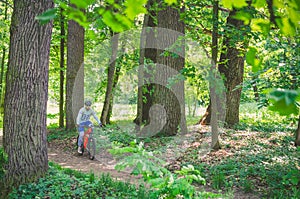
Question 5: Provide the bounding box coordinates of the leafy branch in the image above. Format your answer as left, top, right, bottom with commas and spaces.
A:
109, 140, 206, 198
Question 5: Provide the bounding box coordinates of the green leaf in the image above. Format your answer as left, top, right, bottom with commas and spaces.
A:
131, 167, 140, 175
149, 178, 165, 188
252, 0, 266, 8
291, 176, 299, 185
246, 47, 262, 72
68, 9, 89, 27
114, 13, 132, 30
268, 89, 300, 116
233, 10, 252, 25
221, 0, 248, 9
35, 8, 57, 24
276, 17, 296, 36
124, 0, 147, 20
251, 18, 270, 35
70, 0, 95, 9
273, 0, 284, 8
164, 0, 178, 5
101, 10, 129, 32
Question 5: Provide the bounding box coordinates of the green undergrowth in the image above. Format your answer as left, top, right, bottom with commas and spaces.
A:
47, 124, 77, 142
9, 162, 150, 199
43, 103, 299, 198
7, 148, 224, 199
185, 130, 300, 198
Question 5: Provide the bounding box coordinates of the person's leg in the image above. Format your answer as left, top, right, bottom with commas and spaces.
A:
77, 125, 85, 153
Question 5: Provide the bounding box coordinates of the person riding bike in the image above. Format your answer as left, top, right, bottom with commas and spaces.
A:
76, 100, 102, 154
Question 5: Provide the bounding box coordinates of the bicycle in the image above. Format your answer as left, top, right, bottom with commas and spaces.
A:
77, 124, 98, 160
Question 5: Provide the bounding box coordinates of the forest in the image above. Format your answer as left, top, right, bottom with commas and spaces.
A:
0, 0, 299, 198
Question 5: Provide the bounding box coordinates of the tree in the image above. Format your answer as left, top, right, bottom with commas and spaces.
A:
0, 0, 53, 196
153, 1, 187, 136
66, 6, 85, 130
198, 3, 251, 127
106, 36, 127, 124
59, 7, 66, 128
101, 32, 119, 125
218, 6, 251, 127
210, 0, 221, 150
135, 0, 157, 126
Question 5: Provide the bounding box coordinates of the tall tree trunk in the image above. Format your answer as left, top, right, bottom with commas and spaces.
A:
66, 7, 85, 130
0, 3, 8, 115
141, 0, 157, 125
59, 7, 65, 128
135, 0, 157, 126
101, 33, 119, 125
218, 8, 250, 127
135, 22, 146, 127
107, 64, 121, 124
153, 2, 187, 136
210, 0, 221, 150
198, 5, 251, 127
1, 0, 53, 196
295, 116, 300, 146
106, 37, 126, 124
0, 49, 6, 114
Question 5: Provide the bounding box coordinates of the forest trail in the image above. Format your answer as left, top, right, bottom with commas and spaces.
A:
0, 129, 141, 185
47, 140, 144, 185
1, 127, 261, 198
45, 127, 205, 186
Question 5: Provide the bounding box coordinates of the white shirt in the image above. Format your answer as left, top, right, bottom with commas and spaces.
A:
76, 107, 101, 125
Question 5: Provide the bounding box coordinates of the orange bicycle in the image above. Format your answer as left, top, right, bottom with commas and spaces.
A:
78, 124, 97, 160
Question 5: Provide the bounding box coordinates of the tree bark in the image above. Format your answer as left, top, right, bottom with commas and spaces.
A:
135, 0, 157, 126
106, 64, 121, 124
101, 33, 119, 125
210, 0, 221, 150
59, 7, 65, 128
295, 116, 300, 147
135, 20, 146, 127
1, 0, 53, 196
66, 8, 85, 130
106, 36, 126, 124
198, 5, 251, 127
153, 2, 187, 136
218, 8, 250, 127
197, 102, 211, 125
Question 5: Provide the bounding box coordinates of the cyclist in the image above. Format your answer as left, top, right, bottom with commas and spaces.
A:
76, 100, 102, 154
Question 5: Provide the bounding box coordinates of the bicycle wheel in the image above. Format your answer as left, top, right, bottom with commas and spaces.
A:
88, 137, 96, 160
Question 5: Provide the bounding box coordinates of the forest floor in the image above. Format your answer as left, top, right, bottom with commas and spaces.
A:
46, 125, 263, 199
1, 123, 298, 199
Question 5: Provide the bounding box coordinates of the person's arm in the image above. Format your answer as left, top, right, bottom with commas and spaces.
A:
92, 110, 102, 126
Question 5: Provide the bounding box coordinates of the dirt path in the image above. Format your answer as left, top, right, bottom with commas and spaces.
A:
47, 141, 144, 185
0, 129, 141, 185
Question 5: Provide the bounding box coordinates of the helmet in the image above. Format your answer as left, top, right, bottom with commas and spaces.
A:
84, 100, 92, 106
